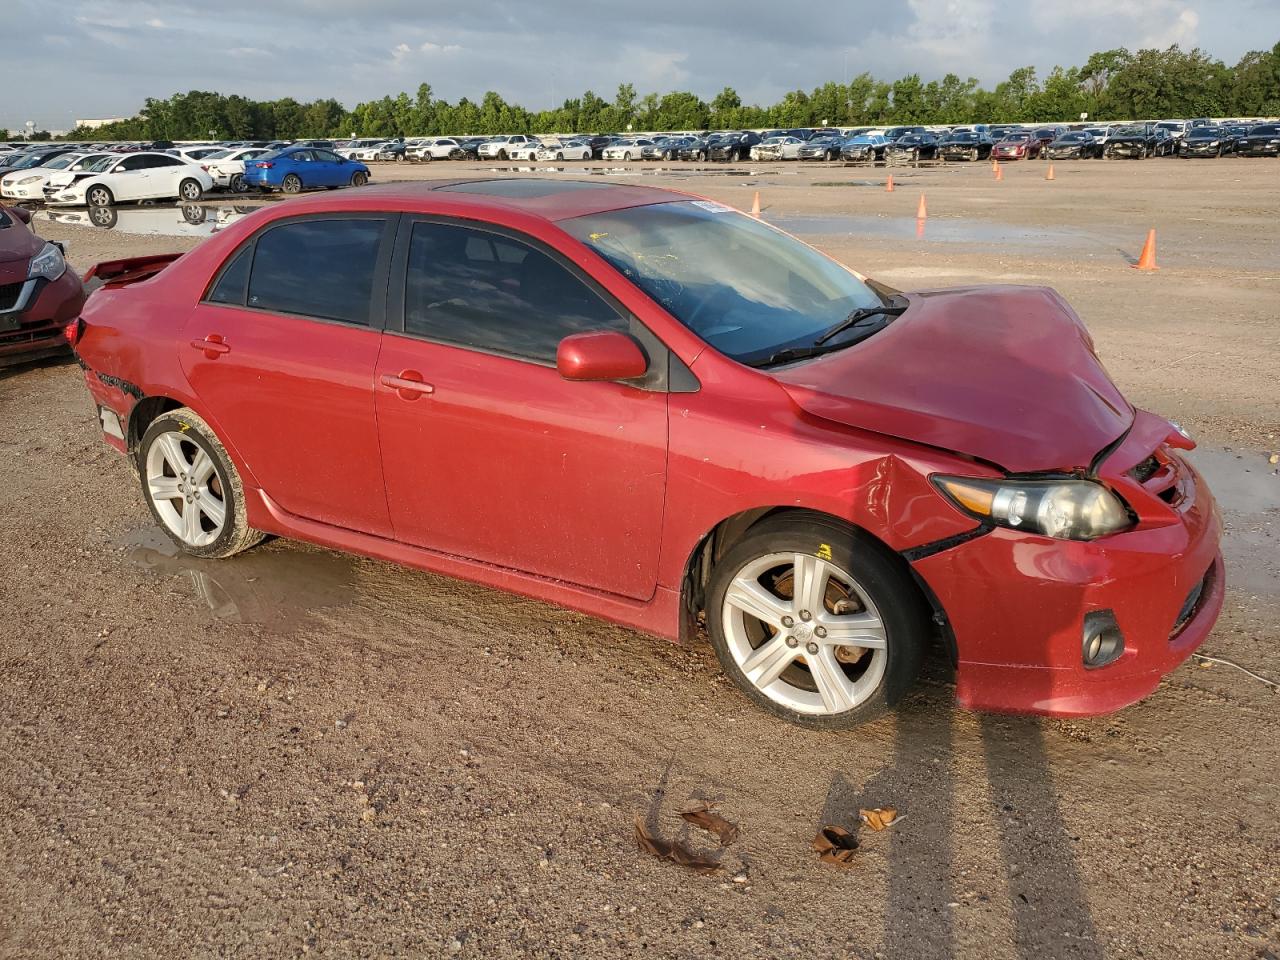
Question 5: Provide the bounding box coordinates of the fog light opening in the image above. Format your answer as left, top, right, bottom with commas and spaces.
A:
1082, 610, 1124, 669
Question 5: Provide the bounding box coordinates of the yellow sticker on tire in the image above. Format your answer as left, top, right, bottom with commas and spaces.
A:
816, 543, 833, 561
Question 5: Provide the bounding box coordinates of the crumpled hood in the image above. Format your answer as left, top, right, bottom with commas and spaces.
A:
771, 285, 1134, 473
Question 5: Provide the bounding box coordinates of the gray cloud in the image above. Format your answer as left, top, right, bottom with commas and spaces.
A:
5, 0, 1274, 130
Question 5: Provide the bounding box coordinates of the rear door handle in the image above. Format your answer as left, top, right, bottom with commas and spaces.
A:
190, 335, 230, 359
380, 370, 434, 400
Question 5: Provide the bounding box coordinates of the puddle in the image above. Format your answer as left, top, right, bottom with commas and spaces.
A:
121, 527, 356, 629
36, 204, 265, 236
1185, 448, 1279, 598
767, 213, 1097, 246
483, 164, 760, 177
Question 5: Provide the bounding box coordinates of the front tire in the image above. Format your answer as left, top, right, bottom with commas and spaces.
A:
281, 173, 303, 194
706, 515, 926, 729
351, 170, 368, 187
138, 407, 265, 560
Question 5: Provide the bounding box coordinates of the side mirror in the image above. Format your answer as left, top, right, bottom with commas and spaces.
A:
557, 331, 648, 382
8, 205, 32, 224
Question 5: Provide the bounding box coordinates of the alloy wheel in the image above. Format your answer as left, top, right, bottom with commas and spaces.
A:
721, 552, 888, 716
145, 430, 227, 548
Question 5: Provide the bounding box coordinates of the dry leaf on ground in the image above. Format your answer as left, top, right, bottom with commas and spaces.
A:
812, 825, 859, 866
859, 807, 901, 831
679, 801, 740, 846
634, 817, 722, 874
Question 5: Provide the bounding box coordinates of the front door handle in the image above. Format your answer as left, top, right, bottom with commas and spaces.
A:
380, 370, 434, 400
190, 334, 230, 359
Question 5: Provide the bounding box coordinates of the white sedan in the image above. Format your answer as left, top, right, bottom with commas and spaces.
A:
200, 147, 271, 192
507, 140, 544, 161
45, 152, 213, 207
601, 138, 653, 161
407, 138, 466, 161
534, 140, 592, 161
39, 153, 115, 198
750, 136, 805, 161
1, 152, 101, 200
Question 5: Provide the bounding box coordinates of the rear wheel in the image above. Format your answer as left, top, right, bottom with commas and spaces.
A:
178, 178, 203, 202
229, 173, 245, 192
695, 150, 706, 162
707, 515, 926, 729
86, 185, 114, 207
281, 173, 303, 194
139, 407, 265, 560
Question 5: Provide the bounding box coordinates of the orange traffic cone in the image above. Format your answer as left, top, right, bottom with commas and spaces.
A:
1045, 164, 1056, 181
916, 193, 928, 219
750, 191, 761, 218
991, 157, 998, 173
994, 163, 1004, 181
1132, 229, 1159, 271
885, 174, 895, 192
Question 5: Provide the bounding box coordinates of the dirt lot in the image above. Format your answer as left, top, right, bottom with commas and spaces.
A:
2, 159, 1278, 959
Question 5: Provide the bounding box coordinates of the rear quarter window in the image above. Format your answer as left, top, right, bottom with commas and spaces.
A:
244, 218, 386, 324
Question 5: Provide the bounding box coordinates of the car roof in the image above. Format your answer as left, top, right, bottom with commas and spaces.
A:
268, 178, 688, 223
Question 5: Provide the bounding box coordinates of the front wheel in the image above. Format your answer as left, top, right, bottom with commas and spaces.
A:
707, 515, 926, 728
281, 173, 303, 194
138, 407, 265, 560
351, 170, 368, 187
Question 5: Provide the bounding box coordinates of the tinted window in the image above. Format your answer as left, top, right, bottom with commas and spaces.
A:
119, 155, 150, 171
403, 221, 626, 363
248, 218, 385, 324
208, 246, 252, 305
313, 150, 341, 162
152, 156, 184, 167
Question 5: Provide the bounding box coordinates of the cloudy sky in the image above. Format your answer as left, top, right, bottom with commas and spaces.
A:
5, 0, 1275, 131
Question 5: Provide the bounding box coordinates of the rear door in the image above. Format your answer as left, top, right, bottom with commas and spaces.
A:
373, 216, 669, 600
181, 213, 398, 536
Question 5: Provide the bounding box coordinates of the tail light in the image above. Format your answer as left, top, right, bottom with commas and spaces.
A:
64, 318, 83, 346
200, 164, 209, 171
255, 162, 274, 169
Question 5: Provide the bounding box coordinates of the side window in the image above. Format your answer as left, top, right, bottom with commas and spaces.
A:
403, 221, 627, 363
152, 156, 183, 167
314, 150, 340, 163
119, 155, 149, 171
207, 245, 252, 305
247, 218, 385, 324
290, 150, 313, 163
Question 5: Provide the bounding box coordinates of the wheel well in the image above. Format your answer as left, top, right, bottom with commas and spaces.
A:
678, 507, 954, 663
127, 395, 183, 454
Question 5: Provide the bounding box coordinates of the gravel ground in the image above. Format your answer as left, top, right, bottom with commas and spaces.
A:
2, 158, 1278, 960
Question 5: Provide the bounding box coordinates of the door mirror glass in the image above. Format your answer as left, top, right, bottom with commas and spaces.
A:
557, 331, 647, 382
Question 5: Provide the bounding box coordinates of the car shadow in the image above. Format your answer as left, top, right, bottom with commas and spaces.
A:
0, 351, 76, 382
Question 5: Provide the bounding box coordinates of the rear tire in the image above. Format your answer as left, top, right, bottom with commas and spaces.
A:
178, 178, 203, 202
281, 173, 303, 194
706, 515, 927, 729
138, 407, 265, 560
86, 185, 114, 207
229, 173, 245, 192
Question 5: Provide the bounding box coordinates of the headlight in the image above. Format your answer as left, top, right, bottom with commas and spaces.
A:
934, 476, 1132, 540
28, 242, 67, 282
19, 175, 43, 185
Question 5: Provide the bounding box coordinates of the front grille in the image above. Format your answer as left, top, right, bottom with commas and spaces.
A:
1171, 566, 1213, 638
0, 281, 23, 311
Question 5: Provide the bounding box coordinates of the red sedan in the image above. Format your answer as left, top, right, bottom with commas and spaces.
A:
71, 180, 1223, 727
1, 205, 86, 366
992, 131, 1043, 160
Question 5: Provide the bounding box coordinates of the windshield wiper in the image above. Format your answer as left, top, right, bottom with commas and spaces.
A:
813, 302, 908, 345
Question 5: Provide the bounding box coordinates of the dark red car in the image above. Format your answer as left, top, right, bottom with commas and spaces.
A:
1, 205, 86, 366
71, 180, 1223, 727
992, 131, 1043, 160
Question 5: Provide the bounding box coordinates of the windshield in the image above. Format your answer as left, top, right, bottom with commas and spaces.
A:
563, 200, 884, 365
1003, 133, 1030, 141
87, 156, 117, 172
948, 132, 977, 142
1188, 128, 1219, 139
1059, 133, 1089, 141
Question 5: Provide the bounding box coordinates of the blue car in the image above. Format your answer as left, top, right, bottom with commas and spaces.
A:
241, 146, 370, 194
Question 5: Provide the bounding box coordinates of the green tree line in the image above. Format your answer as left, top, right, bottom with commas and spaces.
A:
54, 42, 1280, 142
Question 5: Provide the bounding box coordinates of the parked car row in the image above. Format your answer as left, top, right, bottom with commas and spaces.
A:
0, 143, 373, 206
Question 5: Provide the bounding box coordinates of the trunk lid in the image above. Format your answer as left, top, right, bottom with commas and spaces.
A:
770, 285, 1133, 473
